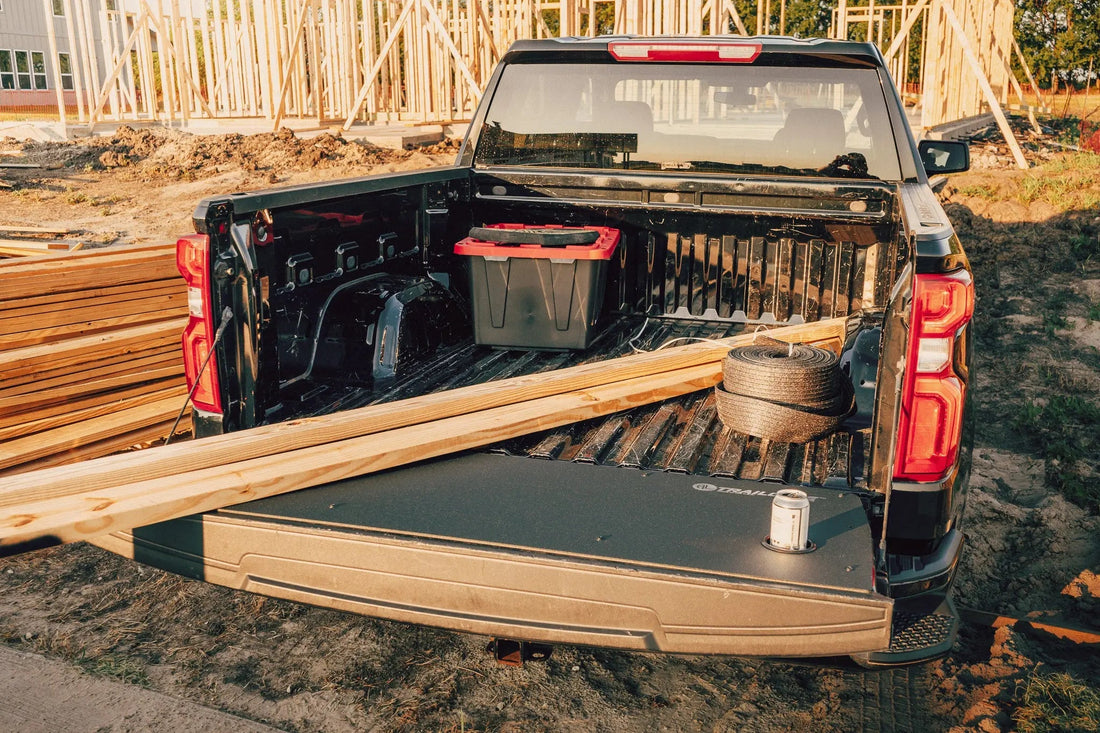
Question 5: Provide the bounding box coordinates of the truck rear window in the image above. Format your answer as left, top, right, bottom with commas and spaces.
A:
474, 62, 902, 181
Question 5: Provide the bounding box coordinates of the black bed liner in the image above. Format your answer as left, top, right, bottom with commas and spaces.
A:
268, 316, 871, 490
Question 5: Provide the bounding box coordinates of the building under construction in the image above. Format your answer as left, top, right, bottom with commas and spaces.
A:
0, 0, 1038, 164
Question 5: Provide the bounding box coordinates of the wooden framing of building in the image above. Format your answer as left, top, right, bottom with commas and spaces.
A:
48, 0, 1032, 166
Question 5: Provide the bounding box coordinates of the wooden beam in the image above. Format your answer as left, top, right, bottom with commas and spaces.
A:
272, 0, 316, 131
0, 364, 713, 548
342, 0, 418, 130
0, 319, 186, 382
939, 1, 1027, 169
0, 317, 843, 512
0, 391, 188, 473
881, 0, 928, 63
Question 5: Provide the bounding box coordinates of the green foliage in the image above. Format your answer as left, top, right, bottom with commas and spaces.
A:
730, 0, 831, 37
1014, 392, 1100, 511
1014, 668, 1100, 733
1014, 0, 1100, 89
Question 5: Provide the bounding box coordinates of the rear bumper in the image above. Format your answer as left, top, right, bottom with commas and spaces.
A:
93, 513, 893, 658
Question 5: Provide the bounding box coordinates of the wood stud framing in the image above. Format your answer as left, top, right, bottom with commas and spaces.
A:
47, 0, 1031, 156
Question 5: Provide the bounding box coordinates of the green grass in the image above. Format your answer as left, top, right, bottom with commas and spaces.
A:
957, 184, 999, 200
79, 652, 150, 686
1014, 668, 1100, 733
1017, 153, 1100, 209
1014, 393, 1100, 511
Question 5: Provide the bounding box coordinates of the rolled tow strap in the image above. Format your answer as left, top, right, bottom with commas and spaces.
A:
714, 339, 852, 443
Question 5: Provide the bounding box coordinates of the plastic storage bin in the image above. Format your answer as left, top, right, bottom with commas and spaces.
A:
454, 224, 621, 350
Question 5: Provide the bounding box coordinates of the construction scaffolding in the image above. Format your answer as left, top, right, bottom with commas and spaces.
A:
48, 0, 1034, 165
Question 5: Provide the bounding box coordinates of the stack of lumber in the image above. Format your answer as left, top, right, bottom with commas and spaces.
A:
0, 244, 189, 475
0, 318, 845, 555
0, 225, 84, 259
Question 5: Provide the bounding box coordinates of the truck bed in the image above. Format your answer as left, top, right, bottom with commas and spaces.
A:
267, 316, 871, 490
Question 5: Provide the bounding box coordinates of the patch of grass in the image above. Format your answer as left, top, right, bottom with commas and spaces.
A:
957, 184, 999, 200
1042, 291, 1075, 335
80, 653, 150, 686
1013, 667, 1100, 733
1014, 393, 1100, 511
1070, 233, 1100, 264
1088, 302, 1100, 322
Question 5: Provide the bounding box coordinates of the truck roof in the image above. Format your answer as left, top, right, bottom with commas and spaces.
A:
502, 35, 885, 66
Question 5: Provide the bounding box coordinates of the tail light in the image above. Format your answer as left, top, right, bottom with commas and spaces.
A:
893, 270, 974, 481
176, 234, 223, 413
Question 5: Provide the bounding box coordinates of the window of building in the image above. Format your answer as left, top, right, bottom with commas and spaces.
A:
52, 0, 64, 16
58, 52, 73, 91
0, 51, 14, 90
14, 50, 32, 90
31, 51, 47, 90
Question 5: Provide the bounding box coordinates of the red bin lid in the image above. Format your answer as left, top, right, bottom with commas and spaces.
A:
454, 224, 620, 260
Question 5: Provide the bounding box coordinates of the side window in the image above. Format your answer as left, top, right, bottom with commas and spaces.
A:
32, 51, 47, 90
58, 52, 73, 90
51, 0, 64, 16
14, 50, 31, 90
0, 51, 14, 90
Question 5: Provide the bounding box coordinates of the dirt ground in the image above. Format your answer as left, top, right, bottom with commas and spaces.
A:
1, 125, 1098, 732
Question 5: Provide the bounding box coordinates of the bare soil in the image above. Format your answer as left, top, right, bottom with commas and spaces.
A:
1, 126, 1098, 732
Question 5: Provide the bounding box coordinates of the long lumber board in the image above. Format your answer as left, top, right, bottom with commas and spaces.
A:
0, 347, 180, 396
0, 390, 189, 473
0, 379, 187, 442
0, 243, 172, 273
0, 319, 186, 381
0, 377, 186, 431
7, 418, 190, 476
0, 280, 182, 314
0, 287, 185, 331
0, 310, 187, 350
0, 367, 183, 416
0, 364, 718, 552
0, 318, 844, 513
3, 259, 181, 301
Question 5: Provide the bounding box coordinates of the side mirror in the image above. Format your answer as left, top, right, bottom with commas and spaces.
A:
918, 139, 970, 174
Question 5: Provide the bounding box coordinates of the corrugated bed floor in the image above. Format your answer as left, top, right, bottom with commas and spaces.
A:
277, 317, 871, 490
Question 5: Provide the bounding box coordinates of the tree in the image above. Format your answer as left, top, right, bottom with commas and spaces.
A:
1015, 0, 1100, 89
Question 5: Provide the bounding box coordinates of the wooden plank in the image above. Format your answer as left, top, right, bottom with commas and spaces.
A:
0, 391, 188, 473
0, 243, 172, 273
0, 381, 186, 442
0, 318, 844, 511
0, 348, 179, 398
939, 1, 1027, 169
2, 417, 189, 477
2, 259, 179, 301
0, 363, 716, 548
0, 281, 182, 317
0, 369, 183, 421
0, 225, 71, 236
0, 319, 186, 382
0, 292, 186, 339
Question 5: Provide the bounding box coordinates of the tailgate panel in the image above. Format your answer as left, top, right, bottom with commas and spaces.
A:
97, 455, 891, 656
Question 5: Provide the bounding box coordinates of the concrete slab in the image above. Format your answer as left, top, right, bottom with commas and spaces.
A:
0, 645, 278, 733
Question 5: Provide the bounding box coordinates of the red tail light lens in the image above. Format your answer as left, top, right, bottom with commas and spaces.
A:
894, 271, 974, 481
176, 234, 223, 413
608, 41, 761, 63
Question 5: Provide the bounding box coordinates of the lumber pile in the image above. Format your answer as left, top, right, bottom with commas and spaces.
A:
0, 318, 845, 555
0, 225, 83, 259
0, 244, 189, 475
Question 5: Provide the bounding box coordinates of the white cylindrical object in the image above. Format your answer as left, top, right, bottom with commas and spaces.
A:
770, 489, 810, 551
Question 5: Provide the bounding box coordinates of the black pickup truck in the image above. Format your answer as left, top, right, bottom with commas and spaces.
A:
95, 36, 975, 666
